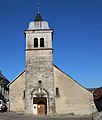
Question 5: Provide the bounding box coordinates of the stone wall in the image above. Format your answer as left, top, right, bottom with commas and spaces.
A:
54, 65, 97, 115
9, 71, 25, 112
25, 30, 55, 115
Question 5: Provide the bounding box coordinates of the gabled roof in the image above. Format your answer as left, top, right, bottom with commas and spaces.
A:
8, 64, 92, 96
54, 64, 92, 94
8, 70, 25, 86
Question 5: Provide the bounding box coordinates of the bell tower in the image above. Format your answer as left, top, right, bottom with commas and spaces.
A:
24, 11, 56, 115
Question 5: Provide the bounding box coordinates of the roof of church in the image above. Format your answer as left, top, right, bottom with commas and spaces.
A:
8, 70, 25, 86
54, 65, 92, 94
8, 65, 92, 95
28, 12, 50, 30
34, 13, 43, 21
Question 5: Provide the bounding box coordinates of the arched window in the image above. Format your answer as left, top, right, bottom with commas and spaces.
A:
40, 38, 44, 47
34, 38, 38, 47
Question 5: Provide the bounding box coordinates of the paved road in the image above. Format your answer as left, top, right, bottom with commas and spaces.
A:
0, 112, 92, 120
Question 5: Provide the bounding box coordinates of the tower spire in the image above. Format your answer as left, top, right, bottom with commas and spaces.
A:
34, 2, 43, 21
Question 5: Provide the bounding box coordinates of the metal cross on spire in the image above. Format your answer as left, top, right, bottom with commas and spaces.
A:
37, 2, 40, 13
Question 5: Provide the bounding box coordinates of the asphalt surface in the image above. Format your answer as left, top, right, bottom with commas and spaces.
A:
0, 112, 93, 120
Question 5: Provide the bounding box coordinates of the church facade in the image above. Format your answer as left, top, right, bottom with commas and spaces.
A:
9, 12, 97, 115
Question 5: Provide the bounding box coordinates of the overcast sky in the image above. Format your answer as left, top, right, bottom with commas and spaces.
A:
0, 0, 102, 88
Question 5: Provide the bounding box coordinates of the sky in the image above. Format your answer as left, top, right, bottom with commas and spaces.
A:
0, 0, 102, 88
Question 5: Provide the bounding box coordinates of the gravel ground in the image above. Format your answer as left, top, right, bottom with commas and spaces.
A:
0, 112, 93, 120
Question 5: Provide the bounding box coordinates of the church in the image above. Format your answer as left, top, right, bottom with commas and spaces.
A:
8, 10, 97, 115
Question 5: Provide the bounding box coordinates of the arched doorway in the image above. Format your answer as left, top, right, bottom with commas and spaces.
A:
33, 97, 47, 115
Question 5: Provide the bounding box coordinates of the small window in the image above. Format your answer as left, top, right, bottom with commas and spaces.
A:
23, 90, 25, 99
56, 87, 60, 97
40, 38, 44, 47
34, 38, 38, 47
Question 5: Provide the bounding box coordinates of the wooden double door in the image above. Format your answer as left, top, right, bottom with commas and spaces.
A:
33, 97, 47, 115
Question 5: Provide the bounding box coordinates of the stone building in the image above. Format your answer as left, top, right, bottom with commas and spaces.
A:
9, 12, 97, 115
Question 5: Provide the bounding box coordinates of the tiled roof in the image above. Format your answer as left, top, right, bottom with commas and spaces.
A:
93, 87, 102, 100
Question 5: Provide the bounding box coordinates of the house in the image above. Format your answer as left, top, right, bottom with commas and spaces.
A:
92, 87, 102, 112
8, 11, 97, 115
0, 72, 9, 102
